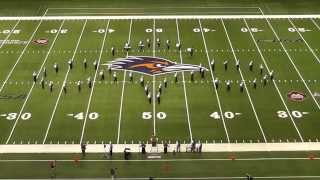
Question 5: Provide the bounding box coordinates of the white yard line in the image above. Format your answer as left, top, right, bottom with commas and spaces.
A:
260, 16, 320, 110
42, 19, 88, 144
79, 20, 110, 144
152, 19, 156, 136
1, 15, 320, 21
0, 20, 20, 48
198, 19, 230, 143
221, 19, 267, 143
175, 19, 193, 142
310, 18, 320, 31
116, 19, 133, 144
5, 20, 65, 144
243, 19, 304, 142
0, 20, 44, 93
288, 18, 320, 64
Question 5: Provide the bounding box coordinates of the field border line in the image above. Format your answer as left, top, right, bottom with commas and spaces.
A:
0, 15, 320, 20
79, 19, 110, 144
221, 18, 267, 143
198, 19, 230, 143
175, 19, 193, 142
0, 157, 319, 162
47, 7, 262, 10
116, 19, 133, 144
243, 18, 304, 142
42, 19, 88, 144
5, 20, 66, 144
0, 142, 319, 153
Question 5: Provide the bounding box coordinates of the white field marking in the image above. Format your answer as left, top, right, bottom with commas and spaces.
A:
1, 142, 320, 152
0, 157, 318, 162
0, 20, 44, 93
311, 18, 320, 31
0, 176, 317, 180
0, 20, 20, 48
5, 20, 66, 144
288, 18, 320, 64
0, 175, 317, 180
42, 19, 88, 144
48, 7, 261, 10
198, 19, 230, 143
47, 12, 262, 16
116, 19, 133, 144
79, 20, 110, 144
176, 19, 193, 142
152, 19, 156, 136
261, 17, 320, 110
1, 15, 320, 21
221, 19, 267, 143
243, 19, 304, 142
0, 48, 320, 54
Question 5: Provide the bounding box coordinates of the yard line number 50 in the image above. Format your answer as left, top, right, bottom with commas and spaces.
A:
142, 112, 166, 120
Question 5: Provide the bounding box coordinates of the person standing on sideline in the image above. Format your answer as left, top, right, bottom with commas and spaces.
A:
81, 143, 86, 157
109, 142, 113, 158
49, 160, 57, 178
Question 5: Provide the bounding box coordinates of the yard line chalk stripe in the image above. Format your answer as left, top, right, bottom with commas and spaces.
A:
175, 19, 193, 141
152, 19, 156, 136
261, 14, 320, 110
0, 20, 20, 48
310, 18, 320, 31
221, 18, 267, 143
42, 19, 88, 144
5, 20, 65, 144
243, 18, 304, 142
116, 19, 133, 144
198, 19, 230, 143
0, 20, 44, 93
79, 20, 110, 144
288, 18, 320, 64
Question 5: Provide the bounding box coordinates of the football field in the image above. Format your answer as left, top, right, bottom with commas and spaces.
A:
0, 8, 320, 150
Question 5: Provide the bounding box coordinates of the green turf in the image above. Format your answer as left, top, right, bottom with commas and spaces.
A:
0, 0, 320, 178
0, 17, 319, 144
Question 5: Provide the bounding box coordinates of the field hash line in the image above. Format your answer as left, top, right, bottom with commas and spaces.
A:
0, 20, 44, 94
5, 20, 65, 144
80, 20, 110, 144
198, 19, 230, 143
243, 18, 304, 142
42, 19, 88, 144
0, 20, 20, 48
116, 19, 133, 144
176, 19, 193, 142
221, 18, 267, 143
